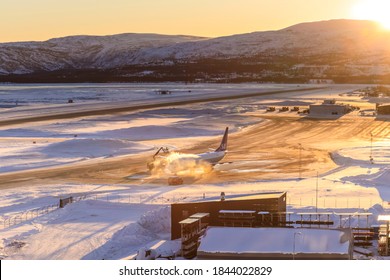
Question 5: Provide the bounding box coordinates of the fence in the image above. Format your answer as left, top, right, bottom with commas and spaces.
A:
86, 192, 221, 205
0, 193, 94, 229
2, 190, 388, 230
2, 204, 58, 229
71, 191, 390, 210
59, 197, 73, 208
287, 196, 389, 210
58, 190, 390, 210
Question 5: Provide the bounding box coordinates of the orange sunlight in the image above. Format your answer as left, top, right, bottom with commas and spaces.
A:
352, 0, 390, 29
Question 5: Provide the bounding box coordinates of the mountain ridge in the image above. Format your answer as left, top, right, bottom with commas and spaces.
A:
2, 19, 390, 83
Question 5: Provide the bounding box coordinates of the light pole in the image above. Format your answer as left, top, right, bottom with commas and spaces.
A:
370, 132, 373, 164
316, 171, 319, 213
293, 232, 302, 260
298, 143, 302, 180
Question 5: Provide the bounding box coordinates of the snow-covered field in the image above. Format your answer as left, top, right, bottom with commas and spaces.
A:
0, 83, 389, 260
0, 83, 299, 106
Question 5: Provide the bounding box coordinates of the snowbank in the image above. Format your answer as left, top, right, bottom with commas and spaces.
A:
40, 138, 153, 158
90, 125, 216, 141
1, 200, 168, 260
138, 206, 171, 233
0, 138, 154, 173
330, 145, 390, 201
335, 146, 390, 166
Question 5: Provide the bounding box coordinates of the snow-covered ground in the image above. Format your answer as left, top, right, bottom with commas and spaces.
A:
0, 83, 302, 106
0, 83, 389, 260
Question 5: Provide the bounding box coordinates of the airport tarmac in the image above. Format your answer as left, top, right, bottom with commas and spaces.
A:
0, 106, 386, 188
2, 83, 390, 260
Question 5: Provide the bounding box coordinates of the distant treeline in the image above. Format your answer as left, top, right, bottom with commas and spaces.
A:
1, 58, 390, 84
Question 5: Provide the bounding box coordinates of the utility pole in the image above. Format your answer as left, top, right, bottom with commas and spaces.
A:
298, 143, 302, 180
370, 132, 373, 164
316, 171, 319, 213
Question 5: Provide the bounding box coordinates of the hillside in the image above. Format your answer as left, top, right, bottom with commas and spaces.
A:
1, 19, 390, 83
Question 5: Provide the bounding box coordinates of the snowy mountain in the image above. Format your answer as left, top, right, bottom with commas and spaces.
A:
2, 19, 390, 82
0, 33, 206, 74
142, 19, 390, 60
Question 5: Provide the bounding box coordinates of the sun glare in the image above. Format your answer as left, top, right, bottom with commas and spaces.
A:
352, 0, 390, 29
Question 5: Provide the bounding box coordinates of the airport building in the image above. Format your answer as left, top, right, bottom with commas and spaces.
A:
377, 104, 390, 115
171, 192, 287, 240
309, 99, 352, 116
170, 192, 376, 260
171, 192, 287, 259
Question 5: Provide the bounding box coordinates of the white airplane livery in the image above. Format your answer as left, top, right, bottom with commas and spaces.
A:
147, 127, 229, 171
196, 127, 228, 164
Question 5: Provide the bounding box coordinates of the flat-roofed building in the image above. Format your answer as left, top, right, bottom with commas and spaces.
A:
377, 104, 390, 115
171, 192, 286, 240
310, 99, 352, 116
197, 227, 353, 260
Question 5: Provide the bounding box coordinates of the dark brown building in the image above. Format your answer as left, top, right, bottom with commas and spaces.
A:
171, 192, 287, 240
377, 104, 390, 115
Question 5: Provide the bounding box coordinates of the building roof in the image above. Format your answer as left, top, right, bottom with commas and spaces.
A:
310, 104, 348, 107
189, 213, 210, 219
219, 210, 256, 214
173, 192, 286, 205
179, 218, 199, 225
378, 215, 390, 222
198, 227, 352, 255
226, 192, 285, 201
334, 212, 373, 216
296, 212, 333, 215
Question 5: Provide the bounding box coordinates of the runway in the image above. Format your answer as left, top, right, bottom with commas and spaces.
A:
0, 86, 321, 126
0, 112, 386, 189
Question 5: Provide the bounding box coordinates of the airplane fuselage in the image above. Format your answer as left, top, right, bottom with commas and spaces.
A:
147, 127, 229, 171
197, 150, 226, 164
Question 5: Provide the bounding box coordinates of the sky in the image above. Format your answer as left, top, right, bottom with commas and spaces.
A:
0, 0, 387, 43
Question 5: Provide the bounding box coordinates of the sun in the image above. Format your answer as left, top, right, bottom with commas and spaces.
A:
352, 0, 390, 29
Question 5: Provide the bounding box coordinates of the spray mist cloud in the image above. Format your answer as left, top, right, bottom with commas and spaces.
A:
150, 152, 212, 178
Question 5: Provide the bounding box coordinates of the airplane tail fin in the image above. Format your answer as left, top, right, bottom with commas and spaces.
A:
215, 127, 228, 152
